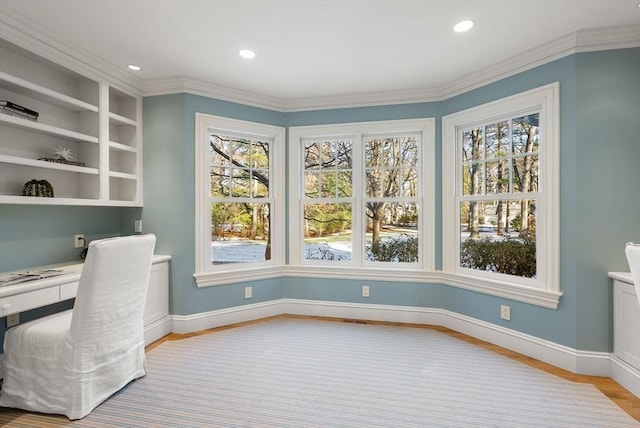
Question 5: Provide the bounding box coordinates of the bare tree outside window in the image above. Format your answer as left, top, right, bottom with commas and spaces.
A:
459, 113, 539, 278
209, 134, 272, 264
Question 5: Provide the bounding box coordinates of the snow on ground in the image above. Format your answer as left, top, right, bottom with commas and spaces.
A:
211, 240, 352, 262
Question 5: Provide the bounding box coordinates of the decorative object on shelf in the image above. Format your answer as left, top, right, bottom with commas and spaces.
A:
22, 179, 54, 197
0, 100, 39, 121
38, 146, 86, 167
53, 146, 74, 161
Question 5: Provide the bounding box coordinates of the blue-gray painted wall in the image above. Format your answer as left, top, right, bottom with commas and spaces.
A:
1, 48, 638, 352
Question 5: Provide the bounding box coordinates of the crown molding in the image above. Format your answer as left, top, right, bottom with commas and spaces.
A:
0, 5, 143, 96
143, 76, 286, 111
146, 24, 639, 112
2, 2, 638, 112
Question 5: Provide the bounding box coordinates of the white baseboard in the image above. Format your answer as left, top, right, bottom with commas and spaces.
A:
611, 355, 640, 397
165, 298, 638, 396
170, 300, 285, 334
144, 316, 172, 345
3, 299, 638, 399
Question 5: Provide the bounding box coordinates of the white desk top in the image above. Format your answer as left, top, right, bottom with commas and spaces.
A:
609, 272, 634, 285
0, 255, 170, 299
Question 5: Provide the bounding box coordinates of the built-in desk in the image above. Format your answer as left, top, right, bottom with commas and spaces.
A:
0, 255, 171, 345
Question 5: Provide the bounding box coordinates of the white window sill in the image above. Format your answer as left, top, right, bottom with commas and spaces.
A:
195, 266, 562, 309
194, 265, 283, 287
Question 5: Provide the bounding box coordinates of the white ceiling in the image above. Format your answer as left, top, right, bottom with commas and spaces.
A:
2, 0, 640, 106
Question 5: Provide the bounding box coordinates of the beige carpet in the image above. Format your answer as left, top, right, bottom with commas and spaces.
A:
1, 318, 638, 427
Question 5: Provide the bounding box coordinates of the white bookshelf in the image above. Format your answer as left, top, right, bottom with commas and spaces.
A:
0, 38, 142, 206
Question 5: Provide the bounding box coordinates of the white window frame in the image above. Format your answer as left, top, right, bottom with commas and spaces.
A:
288, 118, 435, 282
442, 83, 562, 308
194, 113, 285, 287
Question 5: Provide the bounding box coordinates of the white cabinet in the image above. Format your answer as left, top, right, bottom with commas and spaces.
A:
0, 38, 142, 206
144, 260, 170, 326
612, 274, 640, 369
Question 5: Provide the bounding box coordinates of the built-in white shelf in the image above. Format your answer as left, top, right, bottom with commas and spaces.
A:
0, 154, 99, 174
0, 38, 142, 206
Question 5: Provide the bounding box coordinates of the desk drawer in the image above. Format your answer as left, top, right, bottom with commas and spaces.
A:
0, 287, 60, 316
60, 281, 79, 301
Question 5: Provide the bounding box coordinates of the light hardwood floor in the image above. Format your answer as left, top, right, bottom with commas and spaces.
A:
1, 314, 638, 425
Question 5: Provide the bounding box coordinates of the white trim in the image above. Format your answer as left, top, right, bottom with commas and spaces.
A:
141, 26, 639, 112
144, 76, 286, 112
442, 83, 560, 305
288, 119, 435, 271
2, 3, 638, 112
162, 299, 628, 387
194, 266, 284, 288
143, 316, 172, 345
190, 265, 561, 308
194, 114, 285, 285
3, 299, 636, 397
611, 355, 640, 398
170, 300, 284, 334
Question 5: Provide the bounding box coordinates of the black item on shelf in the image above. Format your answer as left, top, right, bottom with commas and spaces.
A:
0, 100, 39, 117
22, 179, 54, 197
0, 106, 38, 121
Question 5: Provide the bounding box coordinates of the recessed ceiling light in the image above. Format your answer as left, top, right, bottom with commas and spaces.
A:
127, 64, 141, 71
238, 49, 256, 59
453, 20, 474, 33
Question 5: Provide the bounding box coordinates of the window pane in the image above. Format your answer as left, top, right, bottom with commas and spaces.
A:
462, 128, 483, 162
485, 121, 509, 159
402, 168, 418, 197
304, 139, 353, 199
252, 171, 269, 197
305, 171, 320, 197
303, 203, 352, 261
304, 142, 321, 169
230, 168, 250, 197
462, 162, 484, 196
512, 114, 539, 155
211, 202, 271, 264
512, 154, 539, 193
250, 142, 269, 168
210, 134, 270, 199
365, 202, 419, 263
485, 160, 509, 194
337, 171, 352, 197
459, 199, 537, 278
320, 171, 337, 198
365, 136, 418, 198
210, 167, 229, 197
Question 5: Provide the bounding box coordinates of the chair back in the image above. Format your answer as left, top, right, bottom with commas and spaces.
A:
69, 234, 156, 368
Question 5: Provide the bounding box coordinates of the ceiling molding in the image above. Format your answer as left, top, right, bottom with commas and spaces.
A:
0, 5, 143, 96
145, 24, 639, 112
2, 0, 638, 113
143, 76, 286, 112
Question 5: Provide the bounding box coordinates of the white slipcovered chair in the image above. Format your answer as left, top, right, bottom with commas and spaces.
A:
0, 234, 156, 420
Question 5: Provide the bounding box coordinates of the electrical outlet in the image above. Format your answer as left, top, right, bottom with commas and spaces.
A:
7, 313, 20, 327
500, 305, 511, 321
244, 286, 252, 299
362, 285, 370, 297
74, 234, 85, 248
134, 220, 143, 233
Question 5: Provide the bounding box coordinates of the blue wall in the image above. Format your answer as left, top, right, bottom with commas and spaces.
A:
1, 48, 638, 353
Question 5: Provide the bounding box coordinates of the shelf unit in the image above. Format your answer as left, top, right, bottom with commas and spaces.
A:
0, 38, 142, 206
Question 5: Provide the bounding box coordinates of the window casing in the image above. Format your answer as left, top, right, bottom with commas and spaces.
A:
289, 119, 435, 278
442, 83, 561, 308
195, 114, 285, 287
